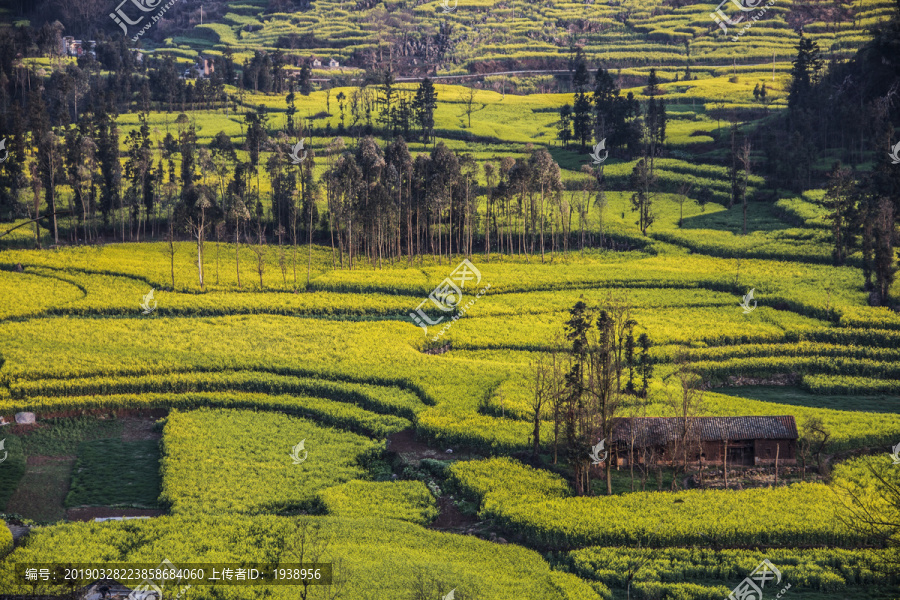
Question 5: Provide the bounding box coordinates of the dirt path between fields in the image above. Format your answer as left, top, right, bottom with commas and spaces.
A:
386, 429, 500, 538
66, 507, 164, 522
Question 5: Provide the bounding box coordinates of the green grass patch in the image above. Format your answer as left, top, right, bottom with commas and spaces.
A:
0, 435, 26, 511
65, 439, 161, 509
4, 458, 73, 523
17, 416, 123, 456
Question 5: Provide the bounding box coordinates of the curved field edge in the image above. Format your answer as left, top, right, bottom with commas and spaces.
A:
0, 514, 609, 600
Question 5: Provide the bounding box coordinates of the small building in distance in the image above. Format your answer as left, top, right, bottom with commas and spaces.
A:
197, 55, 215, 77
183, 55, 215, 79
311, 57, 322, 68
610, 415, 798, 467
328, 58, 340, 68
61, 37, 96, 58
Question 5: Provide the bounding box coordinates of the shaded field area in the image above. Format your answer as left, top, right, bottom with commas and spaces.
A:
714, 385, 900, 414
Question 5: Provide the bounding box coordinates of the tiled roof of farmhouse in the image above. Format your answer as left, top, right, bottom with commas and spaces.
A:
610, 416, 798, 446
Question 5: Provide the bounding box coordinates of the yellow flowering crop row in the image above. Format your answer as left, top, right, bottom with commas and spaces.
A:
9, 370, 425, 420
0, 514, 607, 599
318, 480, 439, 526
566, 547, 893, 590
160, 408, 383, 515
450, 458, 865, 550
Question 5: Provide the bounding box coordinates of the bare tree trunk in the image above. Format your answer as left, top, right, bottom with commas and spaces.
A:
448, 188, 453, 262
215, 235, 220, 285
307, 193, 314, 288
235, 225, 242, 289
167, 223, 176, 290
540, 187, 545, 263
81, 197, 89, 244
774, 443, 779, 487
629, 439, 635, 492
407, 176, 413, 264
724, 439, 728, 488
197, 232, 204, 289
606, 455, 612, 495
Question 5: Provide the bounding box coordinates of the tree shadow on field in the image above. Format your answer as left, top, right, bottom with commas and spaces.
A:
547, 146, 612, 172
678, 201, 793, 234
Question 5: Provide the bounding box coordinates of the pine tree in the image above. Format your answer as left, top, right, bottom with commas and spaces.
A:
873, 197, 896, 306
299, 62, 312, 96
0, 108, 24, 222
412, 78, 438, 146
594, 67, 635, 154
557, 103, 573, 147
629, 157, 655, 235
572, 92, 593, 149
857, 183, 876, 292
301, 148, 318, 286
562, 300, 592, 496
788, 37, 823, 109
571, 47, 590, 93
823, 162, 857, 266
624, 328, 636, 395
644, 70, 666, 152
638, 333, 653, 398
285, 89, 297, 135
95, 102, 121, 230
646, 68, 660, 96
378, 70, 396, 135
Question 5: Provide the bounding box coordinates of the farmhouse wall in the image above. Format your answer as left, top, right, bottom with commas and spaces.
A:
613, 438, 797, 466
753, 438, 796, 464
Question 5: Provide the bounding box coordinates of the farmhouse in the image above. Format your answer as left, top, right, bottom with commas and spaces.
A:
61, 37, 96, 58
610, 415, 798, 467
197, 55, 214, 77
182, 55, 215, 79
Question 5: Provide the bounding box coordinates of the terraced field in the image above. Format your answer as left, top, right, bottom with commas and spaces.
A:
151, 0, 896, 75
1, 0, 899, 593
0, 229, 898, 597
